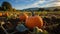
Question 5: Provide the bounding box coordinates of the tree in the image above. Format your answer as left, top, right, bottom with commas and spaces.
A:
45, 9, 49, 12
0, 7, 2, 11
13, 8, 16, 12
2, 1, 12, 11
38, 8, 44, 11
54, 8, 60, 11
0, 7, 1, 10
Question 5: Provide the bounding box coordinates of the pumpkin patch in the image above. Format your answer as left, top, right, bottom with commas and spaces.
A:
25, 15, 43, 29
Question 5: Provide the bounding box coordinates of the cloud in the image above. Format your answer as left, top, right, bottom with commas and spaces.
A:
21, 0, 45, 8
32, 0, 45, 6
24, 0, 60, 8
44, 0, 60, 7
14, 0, 60, 9
45, 2, 60, 7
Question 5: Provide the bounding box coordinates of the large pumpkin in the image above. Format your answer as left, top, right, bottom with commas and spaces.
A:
0, 13, 2, 16
19, 13, 28, 21
25, 16, 43, 29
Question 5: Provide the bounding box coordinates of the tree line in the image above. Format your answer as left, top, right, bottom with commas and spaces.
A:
0, 1, 14, 11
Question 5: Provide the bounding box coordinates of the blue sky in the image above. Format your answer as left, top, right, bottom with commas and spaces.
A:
0, 0, 60, 10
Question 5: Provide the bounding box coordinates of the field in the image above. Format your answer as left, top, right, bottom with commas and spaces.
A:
0, 11, 60, 34
0, 1, 60, 34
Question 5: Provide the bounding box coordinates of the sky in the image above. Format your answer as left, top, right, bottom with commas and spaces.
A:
0, 0, 60, 10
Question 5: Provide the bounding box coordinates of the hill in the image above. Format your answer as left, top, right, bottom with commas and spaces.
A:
22, 6, 60, 12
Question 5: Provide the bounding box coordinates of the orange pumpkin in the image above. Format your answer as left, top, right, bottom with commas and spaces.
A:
5, 12, 9, 16
0, 13, 2, 16
25, 16, 43, 29
19, 13, 28, 21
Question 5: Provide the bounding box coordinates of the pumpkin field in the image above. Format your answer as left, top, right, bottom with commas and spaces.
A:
0, 1, 60, 34
0, 11, 60, 34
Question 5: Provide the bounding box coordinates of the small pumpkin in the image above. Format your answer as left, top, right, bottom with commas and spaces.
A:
0, 13, 2, 16
19, 13, 28, 21
25, 15, 43, 29
16, 24, 28, 32
5, 12, 9, 16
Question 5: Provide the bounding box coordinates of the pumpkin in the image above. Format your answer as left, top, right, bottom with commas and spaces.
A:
25, 15, 43, 29
5, 12, 9, 16
16, 24, 28, 32
19, 13, 28, 21
0, 13, 2, 16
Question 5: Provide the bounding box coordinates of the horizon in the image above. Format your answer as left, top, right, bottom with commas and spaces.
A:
0, 0, 60, 10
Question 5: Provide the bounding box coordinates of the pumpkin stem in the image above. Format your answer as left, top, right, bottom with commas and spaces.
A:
31, 11, 34, 16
